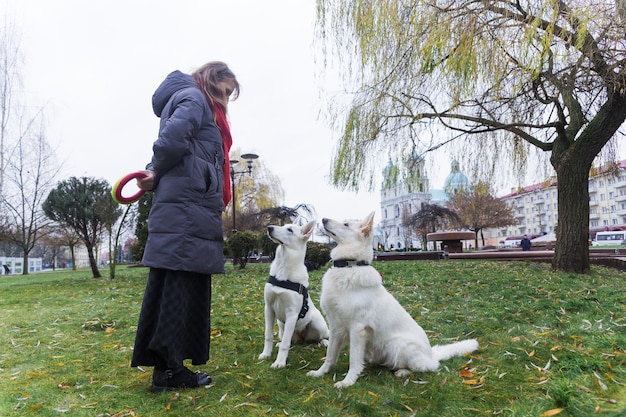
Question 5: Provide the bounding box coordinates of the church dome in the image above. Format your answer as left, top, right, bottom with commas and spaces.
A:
382, 158, 395, 176
443, 160, 469, 195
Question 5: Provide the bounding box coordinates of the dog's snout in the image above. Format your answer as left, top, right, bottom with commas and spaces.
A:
322, 218, 328, 225
267, 226, 274, 232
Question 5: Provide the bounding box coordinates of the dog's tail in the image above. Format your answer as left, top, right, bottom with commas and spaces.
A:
432, 339, 478, 361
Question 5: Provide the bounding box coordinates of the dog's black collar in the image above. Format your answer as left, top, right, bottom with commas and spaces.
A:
333, 260, 369, 268
267, 275, 309, 319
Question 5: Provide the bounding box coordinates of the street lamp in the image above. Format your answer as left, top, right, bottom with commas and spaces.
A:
230, 153, 259, 233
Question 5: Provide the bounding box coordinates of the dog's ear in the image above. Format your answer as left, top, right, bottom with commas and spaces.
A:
360, 211, 376, 237
301, 220, 316, 238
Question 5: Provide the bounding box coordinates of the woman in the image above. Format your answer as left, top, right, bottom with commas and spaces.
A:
131, 62, 239, 392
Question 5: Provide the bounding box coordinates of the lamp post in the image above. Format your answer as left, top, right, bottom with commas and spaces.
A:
230, 153, 259, 234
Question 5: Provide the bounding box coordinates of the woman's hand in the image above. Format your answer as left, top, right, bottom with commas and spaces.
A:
136, 170, 156, 191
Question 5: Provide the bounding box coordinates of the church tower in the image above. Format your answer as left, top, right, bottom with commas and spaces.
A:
378, 150, 430, 250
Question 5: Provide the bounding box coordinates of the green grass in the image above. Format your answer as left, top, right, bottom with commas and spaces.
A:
0, 261, 625, 416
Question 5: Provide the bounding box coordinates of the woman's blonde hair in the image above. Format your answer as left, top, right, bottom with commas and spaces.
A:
192, 61, 240, 112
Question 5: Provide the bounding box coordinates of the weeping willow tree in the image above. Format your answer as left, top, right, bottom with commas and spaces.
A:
315, 0, 626, 273
224, 149, 284, 235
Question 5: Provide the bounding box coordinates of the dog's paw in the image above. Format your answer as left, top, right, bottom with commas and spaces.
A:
307, 370, 324, 378
394, 369, 412, 378
334, 379, 355, 389
318, 339, 329, 347
270, 361, 286, 369
258, 352, 270, 360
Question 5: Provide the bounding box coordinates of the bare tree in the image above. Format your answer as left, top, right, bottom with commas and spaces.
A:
34, 226, 67, 270
59, 227, 81, 271
0, 13, 61, 274
2, 121, 59, 274
0, 13, 21, 197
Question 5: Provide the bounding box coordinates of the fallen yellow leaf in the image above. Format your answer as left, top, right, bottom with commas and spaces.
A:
540, 408, 563, 416
303, 390, 315, 403
368, 391, 380, 405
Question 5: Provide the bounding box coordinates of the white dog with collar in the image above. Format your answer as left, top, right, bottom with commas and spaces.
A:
308, 212, 478, 388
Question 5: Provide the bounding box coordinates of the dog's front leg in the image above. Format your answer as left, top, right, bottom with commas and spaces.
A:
271, 311, 298, 368
276, 320, 285, 342
259, 301, 276, 361
307, 328, 346, 378
334, 326, 370, 388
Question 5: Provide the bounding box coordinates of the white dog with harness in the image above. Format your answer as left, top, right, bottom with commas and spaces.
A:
259, 221, 329, 368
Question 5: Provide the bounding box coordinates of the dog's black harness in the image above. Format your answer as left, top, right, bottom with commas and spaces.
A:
267, 275, 310, 319
332, 260, 369, 268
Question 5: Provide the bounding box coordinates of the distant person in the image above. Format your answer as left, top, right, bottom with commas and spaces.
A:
520, 235, 532, 251
3, 264, 9, 275
131, 61, 240, 392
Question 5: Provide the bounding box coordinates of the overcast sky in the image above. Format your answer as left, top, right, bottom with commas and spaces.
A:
6, 0, 455, 222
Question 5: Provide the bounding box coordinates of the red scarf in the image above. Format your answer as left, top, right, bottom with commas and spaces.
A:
213, 104, 232, 207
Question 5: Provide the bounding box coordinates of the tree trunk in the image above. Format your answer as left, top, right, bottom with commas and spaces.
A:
86, 243, 101, 278
551, 91, 626, 272
552, 160, 591, 273
22, 252, 29, 275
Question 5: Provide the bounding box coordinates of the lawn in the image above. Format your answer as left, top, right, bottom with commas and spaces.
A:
0, 260, 624, 416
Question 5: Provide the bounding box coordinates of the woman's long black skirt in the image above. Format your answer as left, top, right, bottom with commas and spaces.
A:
131, 268, 212, 369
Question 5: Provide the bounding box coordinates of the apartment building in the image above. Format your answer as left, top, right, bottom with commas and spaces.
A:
487, 160, 626, 246
588, 161, 626, 231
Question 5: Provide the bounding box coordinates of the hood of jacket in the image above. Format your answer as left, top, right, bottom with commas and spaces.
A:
152, 70, 198, 117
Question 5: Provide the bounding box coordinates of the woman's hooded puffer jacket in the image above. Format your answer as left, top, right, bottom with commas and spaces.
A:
141, 70, 225, 274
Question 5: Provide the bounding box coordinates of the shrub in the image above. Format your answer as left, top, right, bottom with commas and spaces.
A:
305, 241, 331, 270
258, 231, 277, 260
225, 231, 257, 269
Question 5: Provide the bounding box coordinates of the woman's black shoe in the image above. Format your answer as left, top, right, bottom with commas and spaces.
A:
151, 367, 212, 392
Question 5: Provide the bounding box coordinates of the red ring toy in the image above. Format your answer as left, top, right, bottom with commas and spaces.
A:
112, 171, 148, 204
